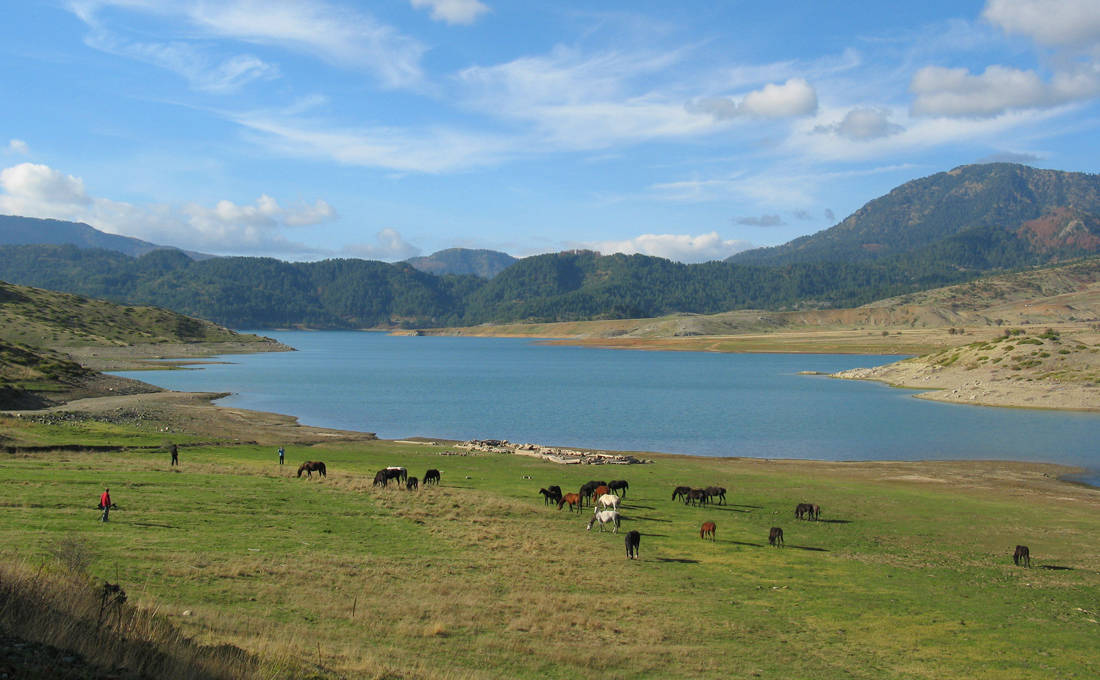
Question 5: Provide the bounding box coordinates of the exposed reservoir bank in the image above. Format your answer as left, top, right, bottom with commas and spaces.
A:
110, 331, 1100, 483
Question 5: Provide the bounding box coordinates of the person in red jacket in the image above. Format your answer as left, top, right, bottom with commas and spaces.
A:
99, 488, 111, 522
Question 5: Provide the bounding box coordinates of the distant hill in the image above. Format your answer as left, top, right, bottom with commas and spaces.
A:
405, 248, 517, 278
0, 214, 211, 260
730, 164, 1100, 268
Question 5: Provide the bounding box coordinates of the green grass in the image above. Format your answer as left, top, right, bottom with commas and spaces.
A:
1, 424, 1098, 679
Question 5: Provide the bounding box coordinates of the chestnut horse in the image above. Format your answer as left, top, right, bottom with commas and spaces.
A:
297, 461, 327, 479
700, 521, 716, 540
769, 527, 784, 547
558, 493, 581, 512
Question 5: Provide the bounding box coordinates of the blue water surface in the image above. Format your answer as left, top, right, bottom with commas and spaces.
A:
111, 332, 1099, 481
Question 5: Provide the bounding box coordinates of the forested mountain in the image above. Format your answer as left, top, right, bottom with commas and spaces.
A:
0, 214, 211, 259
405, 248, 517, 278
1, 164, 1098, 329
730, 164, 1100, 267
0, 245, 968, 328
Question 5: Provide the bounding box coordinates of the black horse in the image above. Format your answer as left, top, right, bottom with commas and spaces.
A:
625, 530, 641, 560
579, 481, 606, 507
406, 476, 419, 491
372, 470, 388, 487
685, 488, 708, 506
1013, 545, 1031, 567
769, 527, 784, 547
672, 486, 691, 502
608, 480, 629, 498
297, 461, 327, 479
423, 469, 441, 486
538, 487, 563, 505
795, 502, 818, 520
385, 467, 408, 483
547, 485, 562, 498
705, 486, 726, 505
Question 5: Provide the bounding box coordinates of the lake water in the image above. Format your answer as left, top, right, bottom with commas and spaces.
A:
112, 331, 1100, 481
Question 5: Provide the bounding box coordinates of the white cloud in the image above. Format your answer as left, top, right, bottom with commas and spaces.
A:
6, 139, 29, 155
910, 64, 1100, 117
736, 215, 785, 227
0, 162, 336, 255
983, 0, 1100, 49
688, 78, 819, 119
0, 163, 91, 212
579, 232, 752, 263
410, 0, 489, 26
341, 228, 421, 260
70, 0, 425, 89
814, 108, 904, 140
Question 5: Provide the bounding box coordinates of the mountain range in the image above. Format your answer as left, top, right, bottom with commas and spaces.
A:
0, 163, 1097, 329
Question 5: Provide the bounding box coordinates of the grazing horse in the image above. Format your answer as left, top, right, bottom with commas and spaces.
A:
372, 470, 388, 487
686, 488, 709, 506
539, 488, 563, 505
548, 485, 562, 498
423, 469, 441, 486
587, 510, 621, 533
558, 493, 581, 513
378, 468, 404, 485
672, 486, 691, 502
1013, 545, 1031, 567
592, 485, 610, 502
700, 521, 716, 540
579, 482, 599, 507
297, 461, 327, 479
595, 493, 620, 511
769, 527, 784, 547
795, 503, 816, 520
385, 466, 408, 483
811, 504, 821, 520
609, 480, 629, 498
705, 486, 727, 505
625, 530, 641, 559
406, 476, 419, 491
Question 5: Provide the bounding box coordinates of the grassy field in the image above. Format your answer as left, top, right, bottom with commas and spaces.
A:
2, 415, 1098, 679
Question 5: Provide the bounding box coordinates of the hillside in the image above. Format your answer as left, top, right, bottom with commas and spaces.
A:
0, 214, 210, 259
731, 164, 1100, 267
0, 280, 285, 408
405, 247, 517, 278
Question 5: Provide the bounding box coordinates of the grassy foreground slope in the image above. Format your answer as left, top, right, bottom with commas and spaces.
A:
1, 417, 1097, 679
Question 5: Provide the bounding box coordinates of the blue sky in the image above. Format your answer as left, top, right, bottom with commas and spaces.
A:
1, 0, 1098, 262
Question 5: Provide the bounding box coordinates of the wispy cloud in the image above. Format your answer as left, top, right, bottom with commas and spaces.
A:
341, 228, 421, 260
5, 139, 30, 155
69, 0, 426, 89
410, 0, 489, 26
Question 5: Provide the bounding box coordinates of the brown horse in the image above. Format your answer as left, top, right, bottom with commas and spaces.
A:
795, 503, 817, 519
297, 461, 327, 479
700, 521, 716, 540
592, 485, 610, 500
686, 488, 709, 506
769, 527, 784, 547
1013, 545, 1031, 567
558, 493, 581, 512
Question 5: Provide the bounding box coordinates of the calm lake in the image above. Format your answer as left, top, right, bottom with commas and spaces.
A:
112, 331, 1100, 481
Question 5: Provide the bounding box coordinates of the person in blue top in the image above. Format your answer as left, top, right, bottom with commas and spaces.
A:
278, 447, 285, 465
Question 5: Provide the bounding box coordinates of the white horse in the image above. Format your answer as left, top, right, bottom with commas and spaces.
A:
586, 510, 620, 533
595, 493, 620, 511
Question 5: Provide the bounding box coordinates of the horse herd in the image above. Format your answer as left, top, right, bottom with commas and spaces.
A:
536, 478, 828, 559
371, 466, 441, 491
296, 462, 1034, 566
